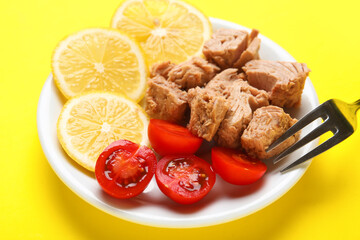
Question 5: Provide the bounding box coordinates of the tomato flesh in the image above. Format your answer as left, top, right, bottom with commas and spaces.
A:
95, 140, 156, 199
148, 119, 203, 156
156, 155, 216, 204
211, 147, 267, 185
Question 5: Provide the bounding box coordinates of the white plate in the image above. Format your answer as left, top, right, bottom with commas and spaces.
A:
37, 18, 319, 228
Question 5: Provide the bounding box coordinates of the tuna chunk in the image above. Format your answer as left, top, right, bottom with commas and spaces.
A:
187, 87, 228, 141
234, 37, 261, 68
150, 61, 176, 79
241, 106, 300, 159
203, 29, 248, 69
205, 68, 243, 97
243, 60, 310, 108
215, 79, 269, 148
248, 29, 259, 43
168, 57, 220, 90
197, 68, 269, 147
145, 75, 188, 123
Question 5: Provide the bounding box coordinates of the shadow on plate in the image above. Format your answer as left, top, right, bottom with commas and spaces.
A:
96, 173, 265, 215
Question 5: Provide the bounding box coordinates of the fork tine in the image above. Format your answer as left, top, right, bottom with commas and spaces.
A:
280, 130, 348, 172
272, 119, 331, 164
266, 106, 326, 152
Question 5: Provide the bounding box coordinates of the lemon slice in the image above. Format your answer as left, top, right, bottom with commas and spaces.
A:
111, 0, 212, 67
57, 92, 149, 171
52, 28, 147, 102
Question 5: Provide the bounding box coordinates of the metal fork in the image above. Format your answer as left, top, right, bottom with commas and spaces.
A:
266, 99, 360, 173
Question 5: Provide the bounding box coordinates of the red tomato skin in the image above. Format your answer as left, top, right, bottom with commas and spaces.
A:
148, 119, 203, 156
95, 140, 157, 199
211, 147, 267, 185
155, 155, 216, 204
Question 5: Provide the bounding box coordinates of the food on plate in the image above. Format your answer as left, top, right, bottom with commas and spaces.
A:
95, 139, 156, 199
145, 75, 188, 123
203, 28, 248, 69
187, 87, 228, 141
111, 0, 212, 67
185, 66, 265, 144
52, 28, 147, 102
203, 28, 260, 69
205, 68, 242, 95
243, 60, 310, 107
235, 29, 261, 68
241, 105, 300, 159
150, 61, 176, 79
145, 28, 309, 155
148, 119, 203, 156
155, 155, 216, 204
52, 0, 312, 204
145, 57, 220, 125
57, 92, 149, 171
206, 69, 269, 148
167, 57, 220, 90
211, 147, 267, 185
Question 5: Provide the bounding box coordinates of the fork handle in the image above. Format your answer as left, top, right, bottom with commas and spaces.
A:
351, 99, 360, 113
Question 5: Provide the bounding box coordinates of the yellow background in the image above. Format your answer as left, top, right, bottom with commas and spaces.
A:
1, 0, 360, 239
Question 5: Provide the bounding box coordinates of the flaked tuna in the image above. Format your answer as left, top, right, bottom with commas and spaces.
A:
203, 29, 248, 69
210, 71, 269, 148
150, 61, 176, 79
243, 60, 310, 108
205, 68, 242, 97
168, 57, 220, 90
187, 68, 269, 146
145, 75, 188, 123
234, 36, 261, 68
248, 29, 259, 43
203, 28, 261, 70
215, 80, 269, 148
241, 105, 300, 159
187, 87, 228, 141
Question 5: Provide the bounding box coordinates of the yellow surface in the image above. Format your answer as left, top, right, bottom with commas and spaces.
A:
1, 0, 359, 239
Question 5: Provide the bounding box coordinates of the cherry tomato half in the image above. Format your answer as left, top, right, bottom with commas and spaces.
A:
155, 155, 216, 204
211, 147, 267, 185
148, 119, 203, 156
95, 139, 157, 199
